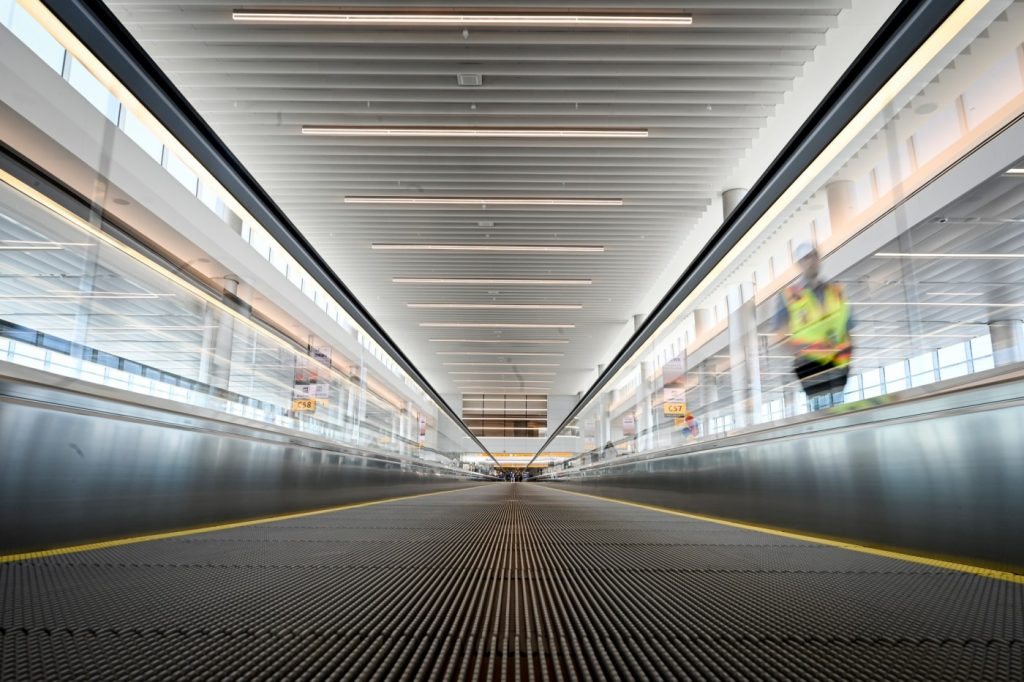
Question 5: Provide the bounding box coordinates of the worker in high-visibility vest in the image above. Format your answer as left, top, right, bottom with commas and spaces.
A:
775, 243, 854, 409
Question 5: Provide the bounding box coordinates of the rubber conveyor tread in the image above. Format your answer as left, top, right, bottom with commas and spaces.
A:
1, 484, 1021, 680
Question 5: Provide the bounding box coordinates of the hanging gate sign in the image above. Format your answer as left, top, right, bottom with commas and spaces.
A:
292, 346, 331, 411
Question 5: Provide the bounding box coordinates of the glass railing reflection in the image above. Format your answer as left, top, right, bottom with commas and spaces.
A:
542, 1, 1024, 472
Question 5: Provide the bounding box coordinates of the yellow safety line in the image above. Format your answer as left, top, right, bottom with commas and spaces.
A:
0, 484, 494, 564
549, 487, 1024, 585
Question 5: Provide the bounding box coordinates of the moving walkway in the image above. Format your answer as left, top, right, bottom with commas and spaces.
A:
2, 484, 1020, 680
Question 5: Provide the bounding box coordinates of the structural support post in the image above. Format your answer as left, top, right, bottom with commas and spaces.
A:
825, 180, 857, 235
728, 281, 762, 428
722, 187, 747, 219
198, 276, 239, 391
989, 320, 1024, 366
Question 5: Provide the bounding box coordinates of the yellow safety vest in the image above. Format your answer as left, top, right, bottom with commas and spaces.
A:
783, 283, 852, 365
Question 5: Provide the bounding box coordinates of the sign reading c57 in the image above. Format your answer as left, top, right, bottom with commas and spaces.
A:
663, 402, 688, 416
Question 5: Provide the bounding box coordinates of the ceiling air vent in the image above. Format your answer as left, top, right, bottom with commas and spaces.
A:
457, 73, 483, 87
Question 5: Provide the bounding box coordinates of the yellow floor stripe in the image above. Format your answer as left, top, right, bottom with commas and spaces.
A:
0, 484, 494, 564
548, 487, 1024, 585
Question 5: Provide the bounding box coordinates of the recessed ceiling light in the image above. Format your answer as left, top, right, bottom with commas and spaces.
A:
375, 243, 604, 253
420, 322, 574, 329
456, 73, 483, 87
1004, 168, 1024, 175
347, 196, 622, 206
429, 339, 569, 344
875, 252, 1024, 259
437, 351, 564, 356
409, 303, 583, 310
305, 126, 646, 139
232, 10, 692, 28
394, 277, 591, 285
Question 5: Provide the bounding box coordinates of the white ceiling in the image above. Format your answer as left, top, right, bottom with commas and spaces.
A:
107, 0, 885, 397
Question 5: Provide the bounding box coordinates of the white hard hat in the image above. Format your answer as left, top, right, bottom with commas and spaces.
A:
793, 241, 816, 261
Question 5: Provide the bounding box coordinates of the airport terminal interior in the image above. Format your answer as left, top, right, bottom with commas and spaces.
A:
1, 0, 1023, 679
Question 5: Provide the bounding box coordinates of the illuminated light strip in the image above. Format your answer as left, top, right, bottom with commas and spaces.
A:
34, 326, 217, 332
438, 351, 564, 356
409, 303, 582, 310
460, 387, 550, 392
308, 126, 646, 139
463, 398, 547, 402
548, 488, 1024, 585
429, 339, 569, 344
850, 333, 976, 338
452, 368, 557, 374
875, 252, 1024, 259
232, 10, 692, 28
395, 278, 591, 285
377, 244, 604, 253
0, 240, 93, 249
348, 196, 622, 206
455, 379, 552, 383
597, 0, 997, 396
444, 362, 559, 367
1004, 168, 1024, 174
849, 301, 1024, 308
0, 293, 168, 300
420, 322, 574, 329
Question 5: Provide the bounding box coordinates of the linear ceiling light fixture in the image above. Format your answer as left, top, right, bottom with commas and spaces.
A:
454, 379, 553, 384
394, 277, 591, 285
420, 322, 574, 329
0, 240, 93, 250
849, 301, 1024, 308
429, 339, 569, 344
875, 252, 1024, 259
449, 371, 556, 376
444, 362, 559, 367
437, 351, 564, 357
307, 126, 646, 139
409, 303, 582, 310
232, 10, 692, 28
347, 196, 622, 207
460, 388, 550, 393
376, 244, 604, 253
1004, 168, 1024, 174
0, 292, 168, 300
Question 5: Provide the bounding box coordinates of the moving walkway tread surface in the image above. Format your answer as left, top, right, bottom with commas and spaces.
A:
1, 484, 1021, 680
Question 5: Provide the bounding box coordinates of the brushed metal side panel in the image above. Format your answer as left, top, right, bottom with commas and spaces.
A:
543, 400, 1024, 573
0, 391, 485, 553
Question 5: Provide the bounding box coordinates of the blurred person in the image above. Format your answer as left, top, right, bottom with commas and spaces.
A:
681, 412, 700, 439
774, 243, 853, 410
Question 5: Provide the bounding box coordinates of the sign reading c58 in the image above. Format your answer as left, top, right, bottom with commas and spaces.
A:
292, 398, 328, 412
